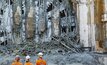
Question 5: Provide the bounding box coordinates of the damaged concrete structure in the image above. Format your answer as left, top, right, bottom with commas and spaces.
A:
1, 0, 107, 65
12, 0, 77, 44
77, 0, 95, 50
0, 0, 107, 53
0, 0, 13, 45
77, 0, 107, 52
94, 0, 107, 52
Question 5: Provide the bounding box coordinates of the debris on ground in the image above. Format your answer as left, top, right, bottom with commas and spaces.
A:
0, 52, 105, 65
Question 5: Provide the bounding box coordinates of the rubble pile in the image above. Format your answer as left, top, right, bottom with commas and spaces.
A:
45, 53, 104, 65
0, 33, 81, 56
0, 52, 105, 65
0, 0, 106, 65
0, 34, 103, 65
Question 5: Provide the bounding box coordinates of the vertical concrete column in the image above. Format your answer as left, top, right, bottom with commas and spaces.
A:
26, 6, 34, 38
79, 0, 95, 48
103, 0, 107, 21
21, 0, 26, 42
88, 0, 96, 50
79, 0, 89, 47
14, 6, 21, 44
47, 12, 52, 41
1, 1, 14, 44
104, 0, 107, 13
34, 1, 39, 43
103, 0, 107, 48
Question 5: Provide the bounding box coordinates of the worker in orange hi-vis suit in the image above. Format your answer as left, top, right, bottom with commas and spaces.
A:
24, 55, 33, 65
36, 52, 47, 65
11, 55, 23, 65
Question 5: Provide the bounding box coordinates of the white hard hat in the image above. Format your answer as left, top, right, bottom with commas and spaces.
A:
38, 52, 43, 56
15, 55, 20, 58
26, 55, 30, 60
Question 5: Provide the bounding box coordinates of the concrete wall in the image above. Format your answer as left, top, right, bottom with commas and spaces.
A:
79, 0, 89, 47
0, 0, 77, 44
79, 0, 95, 48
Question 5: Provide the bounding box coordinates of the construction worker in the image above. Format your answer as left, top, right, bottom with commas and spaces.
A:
24, 55, 33, 65
36, 52, 47, 65
11, 55, 23, 65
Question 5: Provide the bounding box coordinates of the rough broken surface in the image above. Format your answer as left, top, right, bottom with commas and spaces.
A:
0, 0, 107, 65
0, 52, 106, 65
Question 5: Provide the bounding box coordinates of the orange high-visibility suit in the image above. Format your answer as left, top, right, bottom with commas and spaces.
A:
36, 59, 46, 65
11, 61, 22, 65
24, 62, 33, 65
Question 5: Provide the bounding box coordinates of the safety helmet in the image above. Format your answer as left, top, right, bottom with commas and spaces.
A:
38, 52, 43, 56
15, 55, 20, 61
15, 55, 20, 58
26, 55, 30, 60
